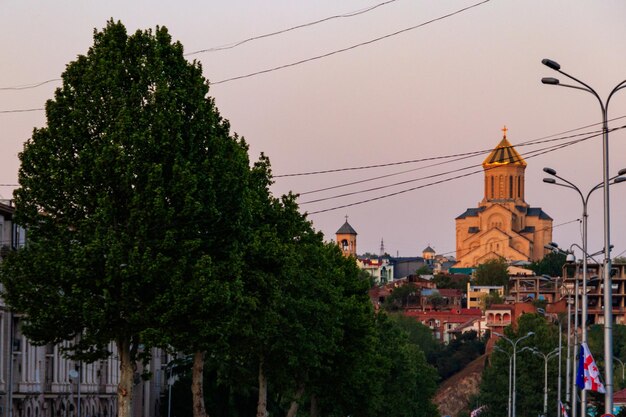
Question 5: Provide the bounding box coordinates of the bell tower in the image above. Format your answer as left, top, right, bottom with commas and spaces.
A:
336, 216, 357, 257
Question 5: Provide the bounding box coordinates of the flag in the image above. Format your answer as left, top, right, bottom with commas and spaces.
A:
576, 342, 606, 393
470, 405, 486, 417
559, 400, 569, 417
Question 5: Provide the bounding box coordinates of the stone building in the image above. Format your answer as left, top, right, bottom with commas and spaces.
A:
455, 128, 553, 267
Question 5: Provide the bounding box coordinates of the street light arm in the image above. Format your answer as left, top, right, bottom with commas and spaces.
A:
606, 80, 626, 111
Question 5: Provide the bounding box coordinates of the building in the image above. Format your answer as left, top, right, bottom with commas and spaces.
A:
0, 201, 168, 417
357, 257, 394, 284
335, 217, 357, 257
562, 262, 626, 325
466, 283, 505, 309
455, 127, 553, 267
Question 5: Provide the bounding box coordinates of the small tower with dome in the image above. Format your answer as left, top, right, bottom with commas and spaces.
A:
336, 216, 357, 257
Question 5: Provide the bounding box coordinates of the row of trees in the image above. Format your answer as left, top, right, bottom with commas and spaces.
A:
0, 21, 440, 417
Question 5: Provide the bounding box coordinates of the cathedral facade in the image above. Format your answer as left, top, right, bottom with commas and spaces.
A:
455, 129, 553, 267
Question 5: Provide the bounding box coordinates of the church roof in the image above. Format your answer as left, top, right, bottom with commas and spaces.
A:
526, 207, 553, 220
455, 207, 485, 219
336, 221, 357, 235
482, 136, 527, 168
423, 246, 435, 253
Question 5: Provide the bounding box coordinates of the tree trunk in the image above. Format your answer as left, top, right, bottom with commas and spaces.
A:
117, 337, 134, 417
310, 393, 320, 417
192, 351, 208, 417
285, 385, 306, 417
256, 358, 268, 417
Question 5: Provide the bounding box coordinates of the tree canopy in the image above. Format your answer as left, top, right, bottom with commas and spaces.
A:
0, 20, 251, 417
474, 258, 510, 287
529, 252, 566, 277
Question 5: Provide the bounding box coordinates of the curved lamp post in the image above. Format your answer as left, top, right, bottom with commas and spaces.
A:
524, 347, 561, 417
493, 331, 535, 417
538, 307, 565, 417
543, 168, 626, 415
494, 345, 513, 417
542, 58, 626, 414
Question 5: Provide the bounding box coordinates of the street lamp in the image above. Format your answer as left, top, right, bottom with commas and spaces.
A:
542, 58, 626, 414
494, 345, 513, 417
538, 307, 566, 417
547, 241, 582, 417
493, 331, 535, 417
524, 347, 561, 417
543, 168, 626, 415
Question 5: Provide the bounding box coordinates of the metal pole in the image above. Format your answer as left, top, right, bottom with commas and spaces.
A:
78, 362, 81, 417
543, 355, 548, 417
7, 313, 14, 417
558, 320, 562, 417
168, 367, 173, 417
513, 344, 518, 417
572, 264, 580, 417
581, 203, 588, 417
566, 297, 572, 405
601, 106, 614, 415
509, 355, 513, 417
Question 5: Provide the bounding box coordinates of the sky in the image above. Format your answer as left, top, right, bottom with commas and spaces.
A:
2, 0, 626, 261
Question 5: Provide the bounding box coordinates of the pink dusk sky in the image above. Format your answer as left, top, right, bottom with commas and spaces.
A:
2, 0, 626, 260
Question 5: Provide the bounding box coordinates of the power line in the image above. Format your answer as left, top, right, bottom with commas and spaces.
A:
0, 0, 485, 91
300, 126, 626, 203
303, 128, 614, 214
297, 128, 607, 196
0, 79, 60, 91
185, 0, 401, 55
210, 0, 491, 85
0, 108, 44, 114
278, 115, 626, 178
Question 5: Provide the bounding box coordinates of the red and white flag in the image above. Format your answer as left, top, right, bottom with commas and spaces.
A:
559, 400, 569, 417
576, 342, 606, 393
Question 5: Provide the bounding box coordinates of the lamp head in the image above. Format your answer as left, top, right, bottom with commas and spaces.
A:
543, 178, 556, 184
566, 253, 576, 263
614, 177, 626, 184
542, 77, 560, 85
547, 242, 559, 249
618, 168, 626, 176
543, 167, 557, 175
542, 59, 561, 70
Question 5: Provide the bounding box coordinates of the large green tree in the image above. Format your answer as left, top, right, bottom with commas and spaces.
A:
529, 252, 566, 277
0, 21, 250, 417
474, 258, 510, 288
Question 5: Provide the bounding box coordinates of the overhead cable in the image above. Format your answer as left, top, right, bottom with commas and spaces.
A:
210, 0, 491, 85
185, 0, 400, 55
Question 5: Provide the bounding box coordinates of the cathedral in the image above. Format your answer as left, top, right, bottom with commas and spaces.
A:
455, 128, 553, 267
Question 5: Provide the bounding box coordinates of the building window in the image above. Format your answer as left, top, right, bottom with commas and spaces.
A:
509, 176, 513, 198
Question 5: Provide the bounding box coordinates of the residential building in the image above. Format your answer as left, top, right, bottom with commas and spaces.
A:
561, 262, 626, 325
455, 127, 553, 267
466, 283, 505, 309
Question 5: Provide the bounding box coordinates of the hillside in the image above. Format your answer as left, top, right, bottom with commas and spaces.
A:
434, 353, 487, 417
